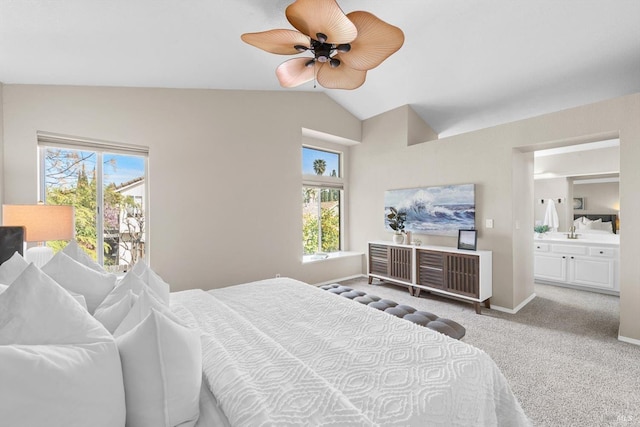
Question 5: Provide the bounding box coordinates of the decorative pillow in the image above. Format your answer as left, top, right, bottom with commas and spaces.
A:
579, 218, 601, 230
0, 251, 88, 310
573, 217, 587, 227
114, 288, 176, 338
599, 221, 613, 233
0, 251, 29, 285
42, 251, 117, 314
99, 270, 153, 306
131, 260, 170, 305
0, 263, 126, 427
93, 290, 138, 333
95, 270, 168, 333
116, 309, 201, 427
62, 240, 105, 272
68, 290, 89, 311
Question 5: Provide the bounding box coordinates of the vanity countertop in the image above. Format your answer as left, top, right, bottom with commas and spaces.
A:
535, 232, 619, 246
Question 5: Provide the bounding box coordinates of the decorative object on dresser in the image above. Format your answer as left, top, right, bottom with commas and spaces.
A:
457, 229, 477, 250
385, 206, 406, 243
384, 184, 475, 236
368, 241, 492, 314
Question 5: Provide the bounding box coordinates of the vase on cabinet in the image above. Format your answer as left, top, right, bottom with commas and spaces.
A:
393, 233, 404, 244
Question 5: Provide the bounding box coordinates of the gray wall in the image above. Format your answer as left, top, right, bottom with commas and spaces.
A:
1, 85, 363, 290
349, 93, 640, 342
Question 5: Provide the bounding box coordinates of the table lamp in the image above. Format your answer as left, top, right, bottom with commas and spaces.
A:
2, 204, 75, 267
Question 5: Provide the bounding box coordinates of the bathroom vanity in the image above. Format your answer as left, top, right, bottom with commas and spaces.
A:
534, 232, 619, 294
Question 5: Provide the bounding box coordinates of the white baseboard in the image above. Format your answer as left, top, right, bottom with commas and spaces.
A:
313, 274, 366, 287
491, 292, 537, 314
618, 335, 640, 347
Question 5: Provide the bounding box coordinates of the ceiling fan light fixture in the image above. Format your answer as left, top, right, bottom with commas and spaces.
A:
241, 0, 403, 90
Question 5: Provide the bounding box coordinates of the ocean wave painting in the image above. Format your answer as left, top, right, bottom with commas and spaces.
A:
384, 184, 475, 236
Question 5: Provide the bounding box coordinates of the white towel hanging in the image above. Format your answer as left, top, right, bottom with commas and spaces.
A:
543, 199, 559, 231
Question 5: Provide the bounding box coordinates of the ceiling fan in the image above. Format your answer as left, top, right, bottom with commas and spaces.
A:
241, 0, 404, 90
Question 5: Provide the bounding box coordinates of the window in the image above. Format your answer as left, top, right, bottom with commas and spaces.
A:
38, 133, 148, 273
302, 147, 343, 256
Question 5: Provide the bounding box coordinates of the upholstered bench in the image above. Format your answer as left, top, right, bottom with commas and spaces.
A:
320, 284, 466, 340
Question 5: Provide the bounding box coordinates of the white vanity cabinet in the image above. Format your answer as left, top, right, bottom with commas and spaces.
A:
534, 239, 618, 293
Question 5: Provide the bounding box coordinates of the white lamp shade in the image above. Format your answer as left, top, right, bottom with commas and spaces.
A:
2, 205, 75, 242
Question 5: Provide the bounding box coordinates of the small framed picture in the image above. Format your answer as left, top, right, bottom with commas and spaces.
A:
573, 197, 585, 210
457, 229, 477, 251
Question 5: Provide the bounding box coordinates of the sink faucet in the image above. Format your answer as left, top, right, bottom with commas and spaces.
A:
567, 226, 579, 239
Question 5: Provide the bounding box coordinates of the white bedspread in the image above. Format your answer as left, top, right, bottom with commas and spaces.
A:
171, 278, 531, 427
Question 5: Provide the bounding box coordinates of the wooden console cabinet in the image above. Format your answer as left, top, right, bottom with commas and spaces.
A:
368, 241, 492, 314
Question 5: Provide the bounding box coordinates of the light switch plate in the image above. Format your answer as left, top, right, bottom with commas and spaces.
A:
486, 219, 494, 228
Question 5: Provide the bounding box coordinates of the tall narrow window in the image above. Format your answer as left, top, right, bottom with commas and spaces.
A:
38, 133, 148, 273
302, 147, 342, 256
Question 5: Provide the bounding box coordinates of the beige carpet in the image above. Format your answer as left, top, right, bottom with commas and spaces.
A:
337, 277, 640, 427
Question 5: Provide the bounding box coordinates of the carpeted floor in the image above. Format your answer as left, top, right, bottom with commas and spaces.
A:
337, 277, 640, 427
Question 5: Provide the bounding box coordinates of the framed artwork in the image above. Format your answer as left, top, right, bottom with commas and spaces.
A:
457, 229, 477, 251
384, 184, 475, 236
573, 197, 585, 210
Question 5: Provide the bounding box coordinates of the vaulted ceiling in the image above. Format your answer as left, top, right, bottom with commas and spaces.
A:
1, 0, 639, 137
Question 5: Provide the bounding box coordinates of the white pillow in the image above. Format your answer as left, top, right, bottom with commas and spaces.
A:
42, 251, 117, 314
116, 309, 201, 427
0, 251, 29, 285
0, 263, 126, 427
131, 260, 170, 305
93, 290, 138, 333
0, 252, 88, 310
69, 290, 89, 311
63, 239, 105, 272
95, 270, 167, 333
114, 288, 176, 338
599, 221, 613, 233
130, 258, 148, 276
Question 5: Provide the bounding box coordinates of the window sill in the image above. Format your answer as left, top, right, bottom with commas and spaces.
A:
302, 251, 363, 264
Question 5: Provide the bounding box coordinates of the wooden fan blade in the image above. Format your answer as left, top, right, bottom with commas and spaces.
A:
276, 57, 315, 88
317, 59, 366, 90
286, 0, 357, 44
339, 11, 404, 71
241, 29, 310, 55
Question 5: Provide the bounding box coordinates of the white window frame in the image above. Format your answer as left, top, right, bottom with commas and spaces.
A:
302, 145, 344, 256
37, 132, 150, 266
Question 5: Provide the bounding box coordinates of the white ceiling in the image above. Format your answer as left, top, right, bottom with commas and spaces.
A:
1, 0, 639, 137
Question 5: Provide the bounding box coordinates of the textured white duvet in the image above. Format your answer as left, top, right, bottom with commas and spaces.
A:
171, 278, 531, 427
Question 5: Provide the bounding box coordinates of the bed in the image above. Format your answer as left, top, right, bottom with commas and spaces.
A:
172, 277, 531, 426
573, 214, 618, 234
1, 246, 531, 426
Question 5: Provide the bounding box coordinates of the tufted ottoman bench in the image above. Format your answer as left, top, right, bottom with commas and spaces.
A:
320, 284, 466, 340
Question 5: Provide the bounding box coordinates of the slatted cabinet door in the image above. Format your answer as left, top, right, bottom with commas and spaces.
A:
417, 250, 445, 290
368, 244, 389, 277
445, 253, 479, 298
389, 246, 412, 282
